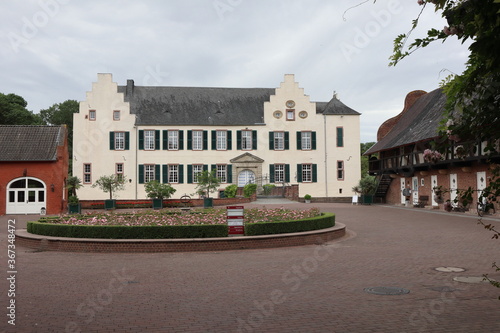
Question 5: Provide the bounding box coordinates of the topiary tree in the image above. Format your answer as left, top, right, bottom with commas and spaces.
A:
66, 176, 82, 197
224, 184, 238, 198
92, 174, 126, 200
195, 170, 220, 198
144, 180, 176, 200
243, 183, 257, 198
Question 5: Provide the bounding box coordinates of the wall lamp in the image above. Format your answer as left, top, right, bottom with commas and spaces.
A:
51, 184, 55, 192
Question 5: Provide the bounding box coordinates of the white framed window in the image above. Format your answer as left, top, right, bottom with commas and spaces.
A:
337, 161, 344, 180
275, 164, 285, 183
89, 110, 96, 121
242, 130, 252, 150
274, 132, 284, 151
83, 164, 91, 184
145, 165, 155, 183
286, 109, 295, 121
301, 132, 312, 150
193, 165, 203, 183
192, 130, 203, 150
116, 163, 124, 181
168, 165, 179, 183
168, 131, 179, 150
114, 132, 125, 150
113, 110, 120, 121
217, 165, 227, 183
302, 164, 312, 182
144, 130, 155, 150
216, 131, 227, 150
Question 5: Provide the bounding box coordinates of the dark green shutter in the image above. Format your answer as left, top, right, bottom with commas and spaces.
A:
203, 164, 208, 172
162, 165, 168, 183
155, 130, 160, 150
139, 130, 144, 150
155, 164, 161, 181
252, 130, 257, 149
312, 132, 316, 150
138, 165, 144, 184
227, 165, 232, 183
296, 131, 301, 150
178, 165, 184, 183
109, 132, 115, 150
178, 131, 184, 150
337, 127, 344, 147
187, 165, 193, 183
203, 131, 208, 150
163, 130, 168, 150
297, 164, 303, 182
227, 131, 232, 150
269, 164, 275, 183
211, 130, 216, 150
312, 164, 318, 182
187, 130, 192, 150
285, 164, 290, 183
125, 132, 130, 150
284, 132, 289, 150
269, 132, 274, 150
236, 130, 242, 150
211, 164, 216, 172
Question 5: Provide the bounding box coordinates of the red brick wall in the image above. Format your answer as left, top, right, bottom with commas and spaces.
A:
0, 132, 69, 215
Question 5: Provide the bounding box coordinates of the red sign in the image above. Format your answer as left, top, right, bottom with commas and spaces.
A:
226, 206, 244, 209
227, 206, 244, 235
228, 226, 244, 235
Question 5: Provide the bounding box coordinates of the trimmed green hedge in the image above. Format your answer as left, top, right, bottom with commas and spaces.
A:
245, 212, 335, 236
27, 222, 228, 239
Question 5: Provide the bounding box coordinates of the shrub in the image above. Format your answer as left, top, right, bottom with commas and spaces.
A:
144, 180, 176, 199
304, 194, 312, 200
262, 184, 275, 195
245, 212, 335, 236
243, 183, 257, 198
224, 184, 238, 198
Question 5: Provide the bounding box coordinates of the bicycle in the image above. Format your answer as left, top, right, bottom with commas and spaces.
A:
477, 197, 496, 217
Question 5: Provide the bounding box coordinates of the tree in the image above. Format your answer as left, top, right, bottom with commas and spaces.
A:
0, 92, 44, 125
361, 142, 376, 177
91, 175, 127, 200
39, 100, 78, 169
66, 176, 82, 197
194, 170, 220, 198
144, 180, 176, 199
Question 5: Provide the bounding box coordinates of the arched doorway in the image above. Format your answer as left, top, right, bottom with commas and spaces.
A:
238, 170, 255, 187
6, 177, 46, 214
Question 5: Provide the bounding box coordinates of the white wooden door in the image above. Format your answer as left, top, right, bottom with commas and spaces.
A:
431, 175, 438, 206
412, 176, 419, 205
449, 173, 458, 206
400, 178, 406, 204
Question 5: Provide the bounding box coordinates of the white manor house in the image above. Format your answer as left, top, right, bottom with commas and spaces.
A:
73, 74, 361, 201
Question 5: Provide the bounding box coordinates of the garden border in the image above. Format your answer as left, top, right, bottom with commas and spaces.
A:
15, 223, 346, 253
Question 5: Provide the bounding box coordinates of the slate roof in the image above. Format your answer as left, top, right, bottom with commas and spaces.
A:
118, 80, 360, 126
316, 96, 361, 115
365, 88, 447, 155
0, 125, 65, 161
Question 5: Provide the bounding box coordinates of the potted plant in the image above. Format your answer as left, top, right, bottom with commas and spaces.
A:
433, 185, 445, 204
68, 195, 81, 214
195, 170, 221, 208
353, 176, 377, 205
92, 174, 127, 210
144, 180, 176, 209
304, 194, 312, 203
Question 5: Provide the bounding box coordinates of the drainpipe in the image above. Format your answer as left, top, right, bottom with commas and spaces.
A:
135, 125, 138, 200
324, 114, 328, 198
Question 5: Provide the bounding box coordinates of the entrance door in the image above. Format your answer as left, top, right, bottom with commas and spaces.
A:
431, 175, 438, 206
412, 176, 419, 205
238, 170, 255, 187
400, 178, 406, 204
477, 171, 486, 202
449, 173, 458, 207
6, 177, 46, 214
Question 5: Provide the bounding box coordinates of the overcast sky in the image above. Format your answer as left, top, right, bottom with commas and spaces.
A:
1, 0, 469, 142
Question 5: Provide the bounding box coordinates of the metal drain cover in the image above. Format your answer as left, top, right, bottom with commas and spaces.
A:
364, 287, 410, 295
453, 276, 485, 284
435, 266, 465, 272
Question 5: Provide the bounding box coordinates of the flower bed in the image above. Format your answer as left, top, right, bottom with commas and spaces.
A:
27, 208, 330, 239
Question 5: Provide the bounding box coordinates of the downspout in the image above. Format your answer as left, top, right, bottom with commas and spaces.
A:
324, 114, 328, 198
135, 124, 138, 200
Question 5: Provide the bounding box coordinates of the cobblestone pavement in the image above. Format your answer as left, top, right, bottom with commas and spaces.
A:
1, 202, 499, 333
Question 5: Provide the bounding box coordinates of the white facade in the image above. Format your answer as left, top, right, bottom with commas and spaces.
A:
73, 73, 361, 200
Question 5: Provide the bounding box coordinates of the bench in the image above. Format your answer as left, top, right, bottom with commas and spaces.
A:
414, 195, 429, 208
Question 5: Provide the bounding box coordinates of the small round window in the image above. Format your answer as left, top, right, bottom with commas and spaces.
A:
299, 111, 308, 119
273, 111, 282, 119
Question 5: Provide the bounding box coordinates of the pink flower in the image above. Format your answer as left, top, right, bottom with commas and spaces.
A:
417, 0, 425, 5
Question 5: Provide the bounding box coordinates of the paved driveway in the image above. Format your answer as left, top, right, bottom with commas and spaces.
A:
1, 203, 499, 332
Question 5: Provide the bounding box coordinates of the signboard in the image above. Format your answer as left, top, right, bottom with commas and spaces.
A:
227, 206, 244, 235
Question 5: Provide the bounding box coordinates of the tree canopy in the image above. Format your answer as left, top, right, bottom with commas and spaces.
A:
0, 92, 43, 125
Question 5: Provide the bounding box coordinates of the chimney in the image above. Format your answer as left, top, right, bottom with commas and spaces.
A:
126, 79, 134, 97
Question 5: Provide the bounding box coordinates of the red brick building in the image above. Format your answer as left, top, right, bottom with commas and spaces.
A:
365, 89, 499, 212
0, 125, 69, 215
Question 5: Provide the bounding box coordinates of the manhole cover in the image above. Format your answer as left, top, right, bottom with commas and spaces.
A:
435, 266, 465, 272
364, 287, 410, 295
453, 276, 485, 284
429, 286, 458, 292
